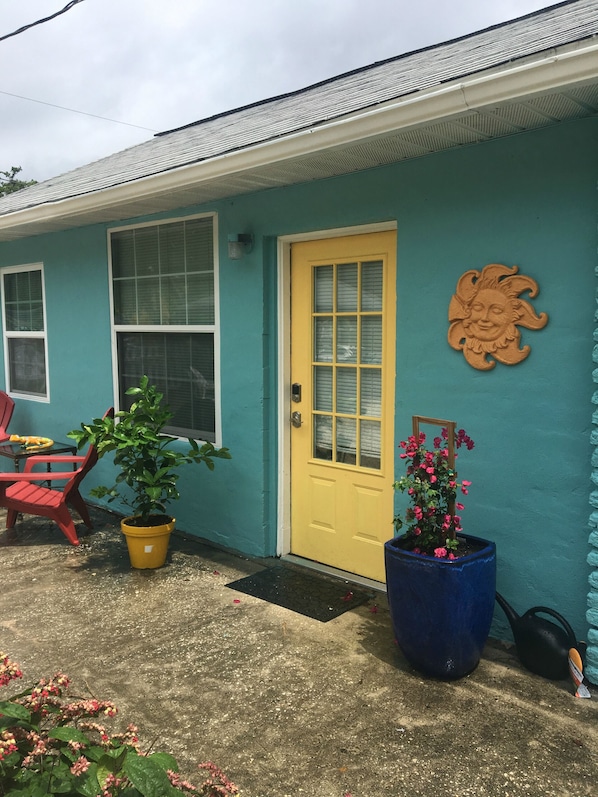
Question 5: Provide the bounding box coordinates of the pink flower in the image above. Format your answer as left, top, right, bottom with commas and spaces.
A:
434, 547, 448, 558
456, 502, 465, 511
70, 756, 90, 776
0, 732, 18, 762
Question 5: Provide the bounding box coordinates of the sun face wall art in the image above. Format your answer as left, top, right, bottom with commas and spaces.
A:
447, 264, 548, 371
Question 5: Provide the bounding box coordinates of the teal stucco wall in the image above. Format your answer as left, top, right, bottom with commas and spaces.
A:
0, 117, 596, 640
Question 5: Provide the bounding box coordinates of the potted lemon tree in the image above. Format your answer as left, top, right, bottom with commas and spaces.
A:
68, 376, 230, 568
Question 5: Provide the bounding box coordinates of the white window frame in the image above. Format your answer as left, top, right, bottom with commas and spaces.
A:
1, 262, 50, 402
107, 212, 222, 444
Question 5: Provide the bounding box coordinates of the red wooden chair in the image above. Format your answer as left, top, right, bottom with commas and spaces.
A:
0, 391, 15, 442
0, 445, 100, 545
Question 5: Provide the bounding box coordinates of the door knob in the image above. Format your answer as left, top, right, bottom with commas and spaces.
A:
291, 411, 302, 428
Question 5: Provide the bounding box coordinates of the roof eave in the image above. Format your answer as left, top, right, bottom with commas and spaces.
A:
1, 40, 597, 240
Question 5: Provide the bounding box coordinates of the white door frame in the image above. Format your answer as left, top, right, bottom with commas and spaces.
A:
276, 221, 397, 560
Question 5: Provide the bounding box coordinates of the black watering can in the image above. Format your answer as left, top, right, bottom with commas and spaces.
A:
495, 592, 578, 681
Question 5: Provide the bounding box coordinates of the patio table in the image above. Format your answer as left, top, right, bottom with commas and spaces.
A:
0, 440, 77, 472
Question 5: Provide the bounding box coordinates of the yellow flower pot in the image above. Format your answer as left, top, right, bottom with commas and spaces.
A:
120, 516, 175, 569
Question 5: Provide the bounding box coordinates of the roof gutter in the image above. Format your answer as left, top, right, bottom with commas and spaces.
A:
1, 41, 597, 236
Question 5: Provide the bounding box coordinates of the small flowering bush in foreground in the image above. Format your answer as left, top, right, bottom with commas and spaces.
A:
0, 653, 238, 796
393, 427, 474, 558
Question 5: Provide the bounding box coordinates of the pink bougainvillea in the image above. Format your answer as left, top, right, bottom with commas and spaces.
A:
394, 428, 474, 558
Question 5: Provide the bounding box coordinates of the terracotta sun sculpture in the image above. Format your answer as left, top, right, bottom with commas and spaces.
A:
448, 264, 548, 371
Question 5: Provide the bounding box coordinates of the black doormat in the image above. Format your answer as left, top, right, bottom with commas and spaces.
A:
226, 566, 372, 622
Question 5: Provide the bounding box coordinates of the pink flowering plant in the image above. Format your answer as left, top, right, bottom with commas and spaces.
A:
393, 425, 474, 559
0, 652, 238, 796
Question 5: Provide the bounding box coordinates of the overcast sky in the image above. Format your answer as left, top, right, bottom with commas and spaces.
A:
1, 0, 557, 183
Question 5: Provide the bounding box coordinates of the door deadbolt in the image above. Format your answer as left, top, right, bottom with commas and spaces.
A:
291, 383, 302, 403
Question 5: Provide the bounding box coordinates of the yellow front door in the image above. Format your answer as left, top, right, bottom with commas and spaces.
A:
290, 231, 396, 582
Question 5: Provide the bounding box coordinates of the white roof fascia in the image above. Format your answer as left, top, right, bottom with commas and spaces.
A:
0, 41, 597, 238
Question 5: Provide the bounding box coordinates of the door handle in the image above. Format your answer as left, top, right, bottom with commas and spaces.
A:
291, 411, 302, 428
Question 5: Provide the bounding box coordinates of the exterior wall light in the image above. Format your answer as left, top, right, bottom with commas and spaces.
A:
227, 233, 253, 260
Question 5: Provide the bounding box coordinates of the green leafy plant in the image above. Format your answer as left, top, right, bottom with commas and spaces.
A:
68, 376, 231, 526
393, 427, 474, 558
0, 652, 239, 796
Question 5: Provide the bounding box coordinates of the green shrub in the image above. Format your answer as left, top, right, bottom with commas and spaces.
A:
0, 652, 239, 796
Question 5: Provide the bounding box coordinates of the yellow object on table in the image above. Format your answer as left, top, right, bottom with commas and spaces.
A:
9, 435, 54, 451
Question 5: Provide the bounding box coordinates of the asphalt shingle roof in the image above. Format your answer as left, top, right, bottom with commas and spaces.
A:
0, 0, 596, 219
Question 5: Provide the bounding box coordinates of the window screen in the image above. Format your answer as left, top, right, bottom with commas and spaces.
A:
2, 265, 47, 398
110, 216, 217, 441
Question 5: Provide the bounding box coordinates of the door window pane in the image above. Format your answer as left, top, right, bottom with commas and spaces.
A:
314, 414, 332, 460
361, 261, 383, 311
336, 367, 356, 414
360, 369, 381, 417
336, 417, 356, 465
314, 317, 333, 362
314, 265, 333, 312
361, 316, 382, 364
360, 420, 381, 469
336, 316, 357, 362
314, 366, 332, 412
337, 263, 358, 311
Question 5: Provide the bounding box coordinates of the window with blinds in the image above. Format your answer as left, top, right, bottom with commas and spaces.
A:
1, 264, 48, 399
312, 259, 383, 469
110, 215, 217, 441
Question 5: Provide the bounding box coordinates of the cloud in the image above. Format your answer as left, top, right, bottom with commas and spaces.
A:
0, 0, 552, 182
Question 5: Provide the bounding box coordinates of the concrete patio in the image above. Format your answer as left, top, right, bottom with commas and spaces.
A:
1, 506, 597, 796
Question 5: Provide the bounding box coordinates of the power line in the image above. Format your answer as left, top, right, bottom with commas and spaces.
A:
0, 1, 86, 43
0, 2, 157, 134
0, 89, 158, 132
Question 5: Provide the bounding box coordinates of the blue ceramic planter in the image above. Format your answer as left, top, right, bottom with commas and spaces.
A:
384, 533, 496, 679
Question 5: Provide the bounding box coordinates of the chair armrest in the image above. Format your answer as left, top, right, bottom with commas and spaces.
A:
0, 470, 82, 483
22, 455, 85, 473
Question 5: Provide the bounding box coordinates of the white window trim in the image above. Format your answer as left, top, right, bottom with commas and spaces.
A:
106, 212, 222, 445
1, 262, 50, 403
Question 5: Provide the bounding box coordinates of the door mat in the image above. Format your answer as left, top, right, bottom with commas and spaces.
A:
226, 566, 372, 622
